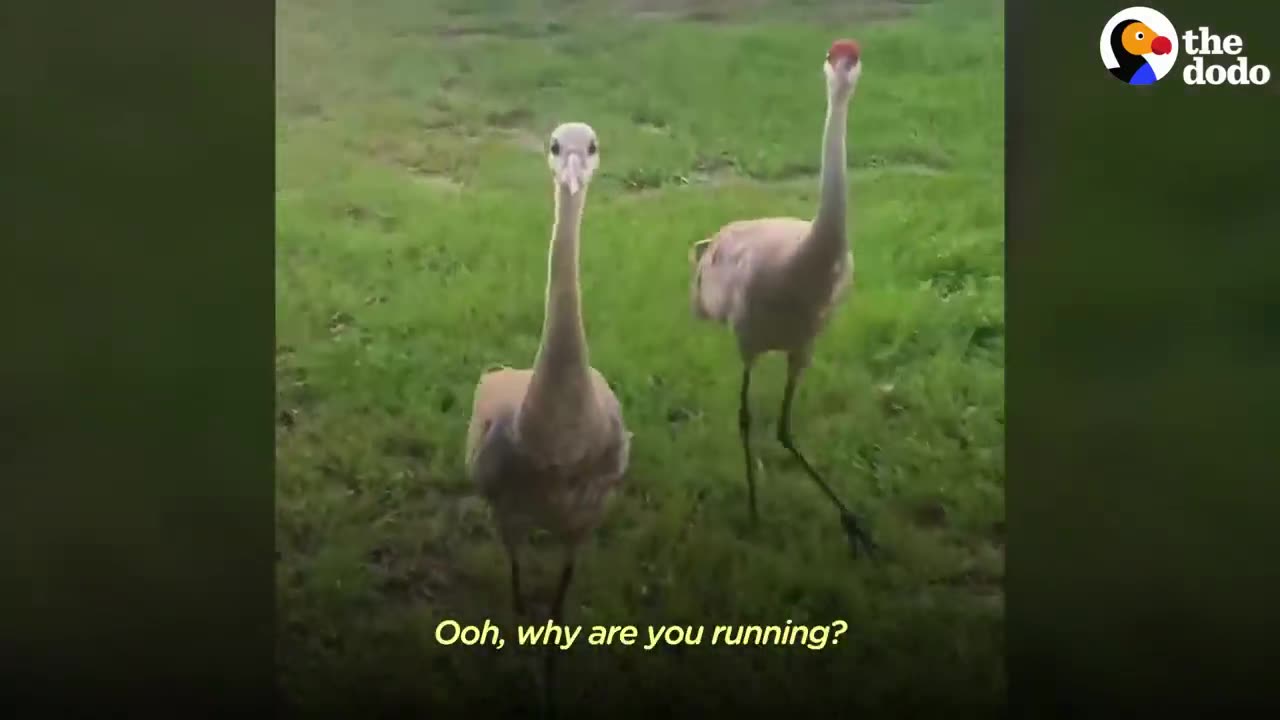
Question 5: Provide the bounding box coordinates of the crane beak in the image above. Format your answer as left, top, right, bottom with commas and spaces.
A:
558, 153, 585, 196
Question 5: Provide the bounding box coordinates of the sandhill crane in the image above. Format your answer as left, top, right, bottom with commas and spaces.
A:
688, 39, 877, 558
465, 122, 631, 715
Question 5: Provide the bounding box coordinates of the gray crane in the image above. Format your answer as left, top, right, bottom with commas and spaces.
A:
689, 40, 877, 558
465, 122, 631, 716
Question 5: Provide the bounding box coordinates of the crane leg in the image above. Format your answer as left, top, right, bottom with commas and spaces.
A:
549, 551, 575, 626
777, 355, 878, 558
509, 551, 526, 618
739, 366, 759, 525
542, 550, 577, 720
502, 532, 527, 617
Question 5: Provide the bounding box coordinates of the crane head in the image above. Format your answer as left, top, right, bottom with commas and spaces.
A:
824, 38, 862, 98
547, 122, 599, 196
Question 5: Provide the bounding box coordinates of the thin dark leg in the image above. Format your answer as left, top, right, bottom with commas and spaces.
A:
508, 550, 526, 618
739, 366, 758, 525
549, 553, 575, 625
542, 552, 576, 720
502, 533, 527, 618
777, 356, 878, 558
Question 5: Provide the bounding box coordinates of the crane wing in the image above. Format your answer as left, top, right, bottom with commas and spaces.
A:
690, 219, 810, 323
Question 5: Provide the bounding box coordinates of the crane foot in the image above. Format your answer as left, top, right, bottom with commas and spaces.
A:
839, 511, 879, 559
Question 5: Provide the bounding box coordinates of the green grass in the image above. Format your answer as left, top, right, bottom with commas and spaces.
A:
276, 0, 1005, 713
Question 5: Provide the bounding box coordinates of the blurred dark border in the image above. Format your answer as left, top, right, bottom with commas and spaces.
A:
1, 1, 275, 710
1008, 0, 1280, 713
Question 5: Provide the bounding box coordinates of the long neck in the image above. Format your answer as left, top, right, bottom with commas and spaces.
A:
807, 89, 850, 254
520, 184, 592, 433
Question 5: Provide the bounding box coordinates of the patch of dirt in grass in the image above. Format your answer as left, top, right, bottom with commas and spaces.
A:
858, 148, 952, 175
415, 111, 461, 132
436, 19, 569, 41
906, 498, 951, 529
340, 203, 398, 232
498, 127, 547, 154
935, 533, 1005, 597
988, 520, 1005, 550
625, 0, 766, 23
685, 153, 740, 185
485, 106, 534, 129
408, 171, 465, 192
278, 97, 327, 121
277, 362, 320, 413
368, 544, 461, 605
362, 132, 467, 173
751, 154, 949, 183
381, 434, 436, 462
624, 0, 927, 25
821, 0, 924, 25
277, 507, 322, 559
437, 25, 501, 39
617, 149, 951, 195
615, 153, 739, 193
741, 160, 817, 182
967, 323, 1003, 354
359, 136, 469, 191
931, 564, 1002, 595
617, 167, 673, 191
326, 310, 356, 335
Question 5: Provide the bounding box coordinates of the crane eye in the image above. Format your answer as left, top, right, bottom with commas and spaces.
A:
550, 139, 561, 156
587, 141, 597, 155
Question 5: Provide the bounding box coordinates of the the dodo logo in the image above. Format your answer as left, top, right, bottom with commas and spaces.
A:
1101, 7, 1178, 85
1101, 7, 1272, 87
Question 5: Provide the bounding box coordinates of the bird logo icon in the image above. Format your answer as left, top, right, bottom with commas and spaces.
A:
1100, 7, 1179, 85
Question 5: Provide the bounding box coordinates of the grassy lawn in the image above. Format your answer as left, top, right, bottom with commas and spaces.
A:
276, 0, 1005, 714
